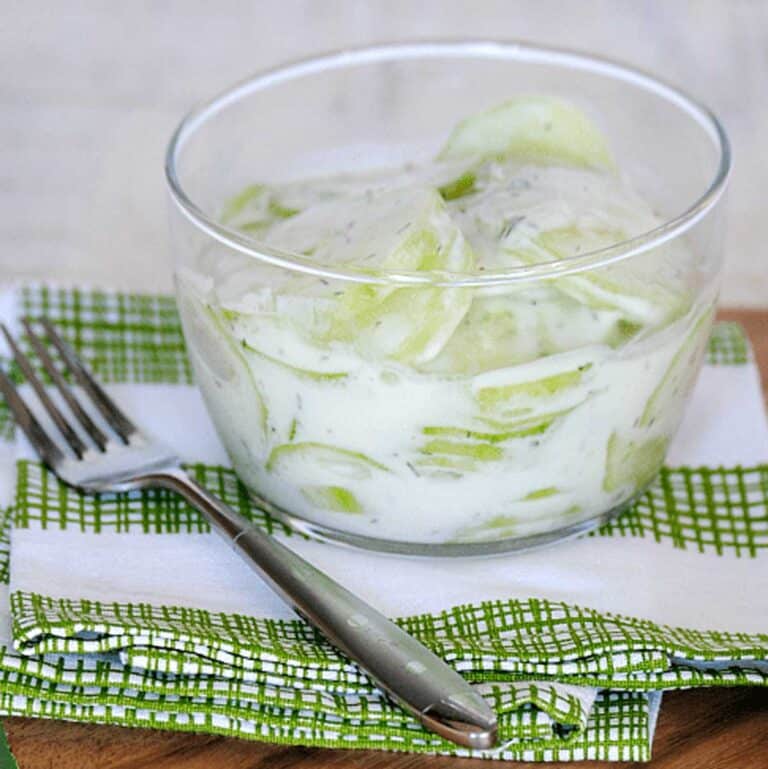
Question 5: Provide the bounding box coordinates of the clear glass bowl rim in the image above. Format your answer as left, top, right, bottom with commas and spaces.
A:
165, 40, 731, 288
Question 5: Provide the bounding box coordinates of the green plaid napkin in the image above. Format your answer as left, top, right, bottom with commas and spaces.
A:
0, 285, 765, 762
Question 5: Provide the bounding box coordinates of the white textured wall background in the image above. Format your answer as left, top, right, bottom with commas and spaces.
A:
1, 0, 766, 304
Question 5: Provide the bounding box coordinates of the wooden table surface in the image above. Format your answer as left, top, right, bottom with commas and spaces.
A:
4, 309, 768, 768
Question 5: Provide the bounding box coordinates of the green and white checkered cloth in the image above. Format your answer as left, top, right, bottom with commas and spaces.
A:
0, 285, 766, 762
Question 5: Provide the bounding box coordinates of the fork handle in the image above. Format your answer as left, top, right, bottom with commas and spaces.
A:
146, 467, 497, 750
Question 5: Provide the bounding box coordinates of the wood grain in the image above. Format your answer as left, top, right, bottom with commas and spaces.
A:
4, 309, 768, 768
719, 310, 768, 407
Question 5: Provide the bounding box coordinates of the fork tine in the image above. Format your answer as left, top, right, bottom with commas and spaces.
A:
0, 368, 65, 467
22, 320, 109, 452
38, 319, 137, 443
1, 324, 87, 458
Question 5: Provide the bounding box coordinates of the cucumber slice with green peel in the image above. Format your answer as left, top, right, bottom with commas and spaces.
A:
420, 294, 527, 374
324, 284, 472, 365
212, 305, 363, 377
413, 455, 479, 475
263, 186, 471, 272
186, 305, 243, 383
420, 439, 504, 462
178, 295, 269, 440
415, 415, 563, 475
224, 168, 407, 236
266, 442, 390, 479
306, 188, 475, 364
561, 269, 690, 328
221, 184, 301, 232
455, 504, 582, 543
414, 432, 510, 478
423, 288, 631, 374
476, 365, 591, 410
513, 226, 693, 327
639, 308, 714, 428
536, 225, 623, 257
523, 487, 559, 501
438, 96, 614, 170
475, 409, 573, 434
474, 365, 592, 419
268, 199, 301, 219
472, 348, 597, 422
301, 485, 362, 514
239, 341, 349, 382
221, 184, 266, 223
456, 514, 519, 541
437, 171, 477, 201
603, 432, 668, 493
422, 418, 553, 443
605, 318, 644, 349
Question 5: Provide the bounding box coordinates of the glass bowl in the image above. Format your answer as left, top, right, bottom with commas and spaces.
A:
165, 41, 730, 556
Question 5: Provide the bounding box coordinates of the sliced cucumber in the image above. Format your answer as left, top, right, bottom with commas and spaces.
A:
456, 503, 582, 543
422, 419, 552, 443
420, 294, 526, 374
639, 308, 714, 428
337, 284, 472, 365
603, 432, 668, 493
240, 341, 349, 382
179, 294, 268, 440
473, 360, 593, 423
437, 171, 477, 201
523, 487, 559, 501
560, 269, 689, 329
221, 184, 300, 232
310, 188, 475, 364
221, 184, 266, 223
266, 442, 390, 480
476, 366, 591, 410
263, 186, 470, 272
456, 514, 520, 541
414, 429, 512, 478
475, 409, 572, 434
414, 430, 509, 478
605, 318, 643, 349
421, 439, 503, 462
414, 413, 563, 476
424, 288, 632, 375
514, 226, 692, 327
472, 346, 598, 423
301, 485, 362, 514
413, 455, 480, 474
214, 306, 362, 378
438, 96, 614, 170
453, 505, 583, 542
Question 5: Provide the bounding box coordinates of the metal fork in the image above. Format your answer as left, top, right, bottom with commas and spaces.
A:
0, 318, 497, 750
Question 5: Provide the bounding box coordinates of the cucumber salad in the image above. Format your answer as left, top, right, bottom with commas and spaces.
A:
176, 97, 715, 548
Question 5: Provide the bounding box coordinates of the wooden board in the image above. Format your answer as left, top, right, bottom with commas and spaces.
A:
4, 309, 768, 768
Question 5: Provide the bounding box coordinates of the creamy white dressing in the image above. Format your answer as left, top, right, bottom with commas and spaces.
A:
179, 286, 710, 544
175, 107, 714, 548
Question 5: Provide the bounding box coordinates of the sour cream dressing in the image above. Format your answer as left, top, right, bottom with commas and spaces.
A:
176, 123, 713, 547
